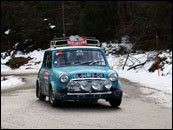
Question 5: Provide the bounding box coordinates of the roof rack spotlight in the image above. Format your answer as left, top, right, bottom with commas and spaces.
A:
50, 35, 100, 48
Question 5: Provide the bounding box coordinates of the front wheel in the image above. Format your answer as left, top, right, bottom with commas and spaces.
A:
49, 87, 61, 107
109, 98, 122, 108
36, 85, 46, 101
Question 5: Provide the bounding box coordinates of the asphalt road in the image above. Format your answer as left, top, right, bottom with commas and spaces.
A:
1, 74, 172, 129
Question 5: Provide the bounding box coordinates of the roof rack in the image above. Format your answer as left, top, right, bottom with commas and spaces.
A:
50, 36, 100, 48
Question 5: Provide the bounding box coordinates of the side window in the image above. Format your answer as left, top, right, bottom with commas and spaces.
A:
46, 53, 52, 68
42, 52, 48, 68
42, 52, 52, 68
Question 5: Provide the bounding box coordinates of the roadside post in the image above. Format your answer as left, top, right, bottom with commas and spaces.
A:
156, 32, 160, 76
8, 40, 12, 68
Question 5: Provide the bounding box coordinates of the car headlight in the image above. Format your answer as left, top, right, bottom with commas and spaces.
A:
59, 74, 69, 83
80, 81, 91, 91
68, 80, 81, 91
91, 80, 103, 91
108, 72, 117, 82
104, 79, 112, 90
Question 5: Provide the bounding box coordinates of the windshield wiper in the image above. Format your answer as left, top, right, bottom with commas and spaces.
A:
73, 61, 104, 66
72, 61, 92, 66
80, 61, 93, 65
89, 60, 104, 65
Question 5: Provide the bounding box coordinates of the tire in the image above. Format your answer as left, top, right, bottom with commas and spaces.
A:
109, 98, 122, 108
49, 86, 61, 107
36, 84, 46, 101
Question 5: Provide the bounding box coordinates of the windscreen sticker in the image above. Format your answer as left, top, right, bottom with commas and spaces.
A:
58, 51, 62, 55
56, 51, 62, 56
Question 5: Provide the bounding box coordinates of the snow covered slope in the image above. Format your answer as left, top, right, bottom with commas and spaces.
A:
1, 50, 45, 74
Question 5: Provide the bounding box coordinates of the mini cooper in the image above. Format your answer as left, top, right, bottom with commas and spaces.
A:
36, 36, 123, 107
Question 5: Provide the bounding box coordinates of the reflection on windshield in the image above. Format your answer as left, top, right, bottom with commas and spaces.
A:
54, 50, 106, 67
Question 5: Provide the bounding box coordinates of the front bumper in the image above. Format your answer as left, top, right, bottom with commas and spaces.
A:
54, 88, 123, 101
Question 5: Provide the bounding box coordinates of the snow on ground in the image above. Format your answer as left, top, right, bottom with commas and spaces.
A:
107, 51, 172, 94
108, 55, 172, 108
1, 76, 24, 90
1, 49, 44, 74
1, 50, 45, 90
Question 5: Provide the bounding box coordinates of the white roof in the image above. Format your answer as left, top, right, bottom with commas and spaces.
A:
46, 46, 102, 51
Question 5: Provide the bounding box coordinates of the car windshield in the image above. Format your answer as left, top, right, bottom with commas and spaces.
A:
54, 49, 107, 67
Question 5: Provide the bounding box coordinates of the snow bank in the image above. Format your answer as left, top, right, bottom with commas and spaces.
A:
1, 49, 45, 74
1, 76, 25, 90
107, 50, 172, 93
117, 70, 172, 94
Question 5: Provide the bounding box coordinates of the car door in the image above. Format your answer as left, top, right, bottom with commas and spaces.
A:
40, 51, 52, 96
39, 52, 47, 93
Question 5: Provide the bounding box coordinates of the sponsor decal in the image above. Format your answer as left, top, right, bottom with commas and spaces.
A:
44, 71, 49, 79
68, 35, 87, 46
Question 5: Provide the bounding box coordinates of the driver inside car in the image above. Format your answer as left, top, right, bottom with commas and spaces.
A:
54, 53, 65, 66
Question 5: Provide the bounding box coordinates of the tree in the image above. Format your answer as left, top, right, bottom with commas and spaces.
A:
1, 1, 172, 52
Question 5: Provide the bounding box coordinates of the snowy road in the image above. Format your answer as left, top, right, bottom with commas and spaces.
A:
1, 74, 172, 129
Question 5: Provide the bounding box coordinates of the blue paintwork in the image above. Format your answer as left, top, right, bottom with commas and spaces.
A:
37, 46, 121, 97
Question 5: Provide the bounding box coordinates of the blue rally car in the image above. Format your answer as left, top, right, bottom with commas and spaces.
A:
36, 36, 123, 107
